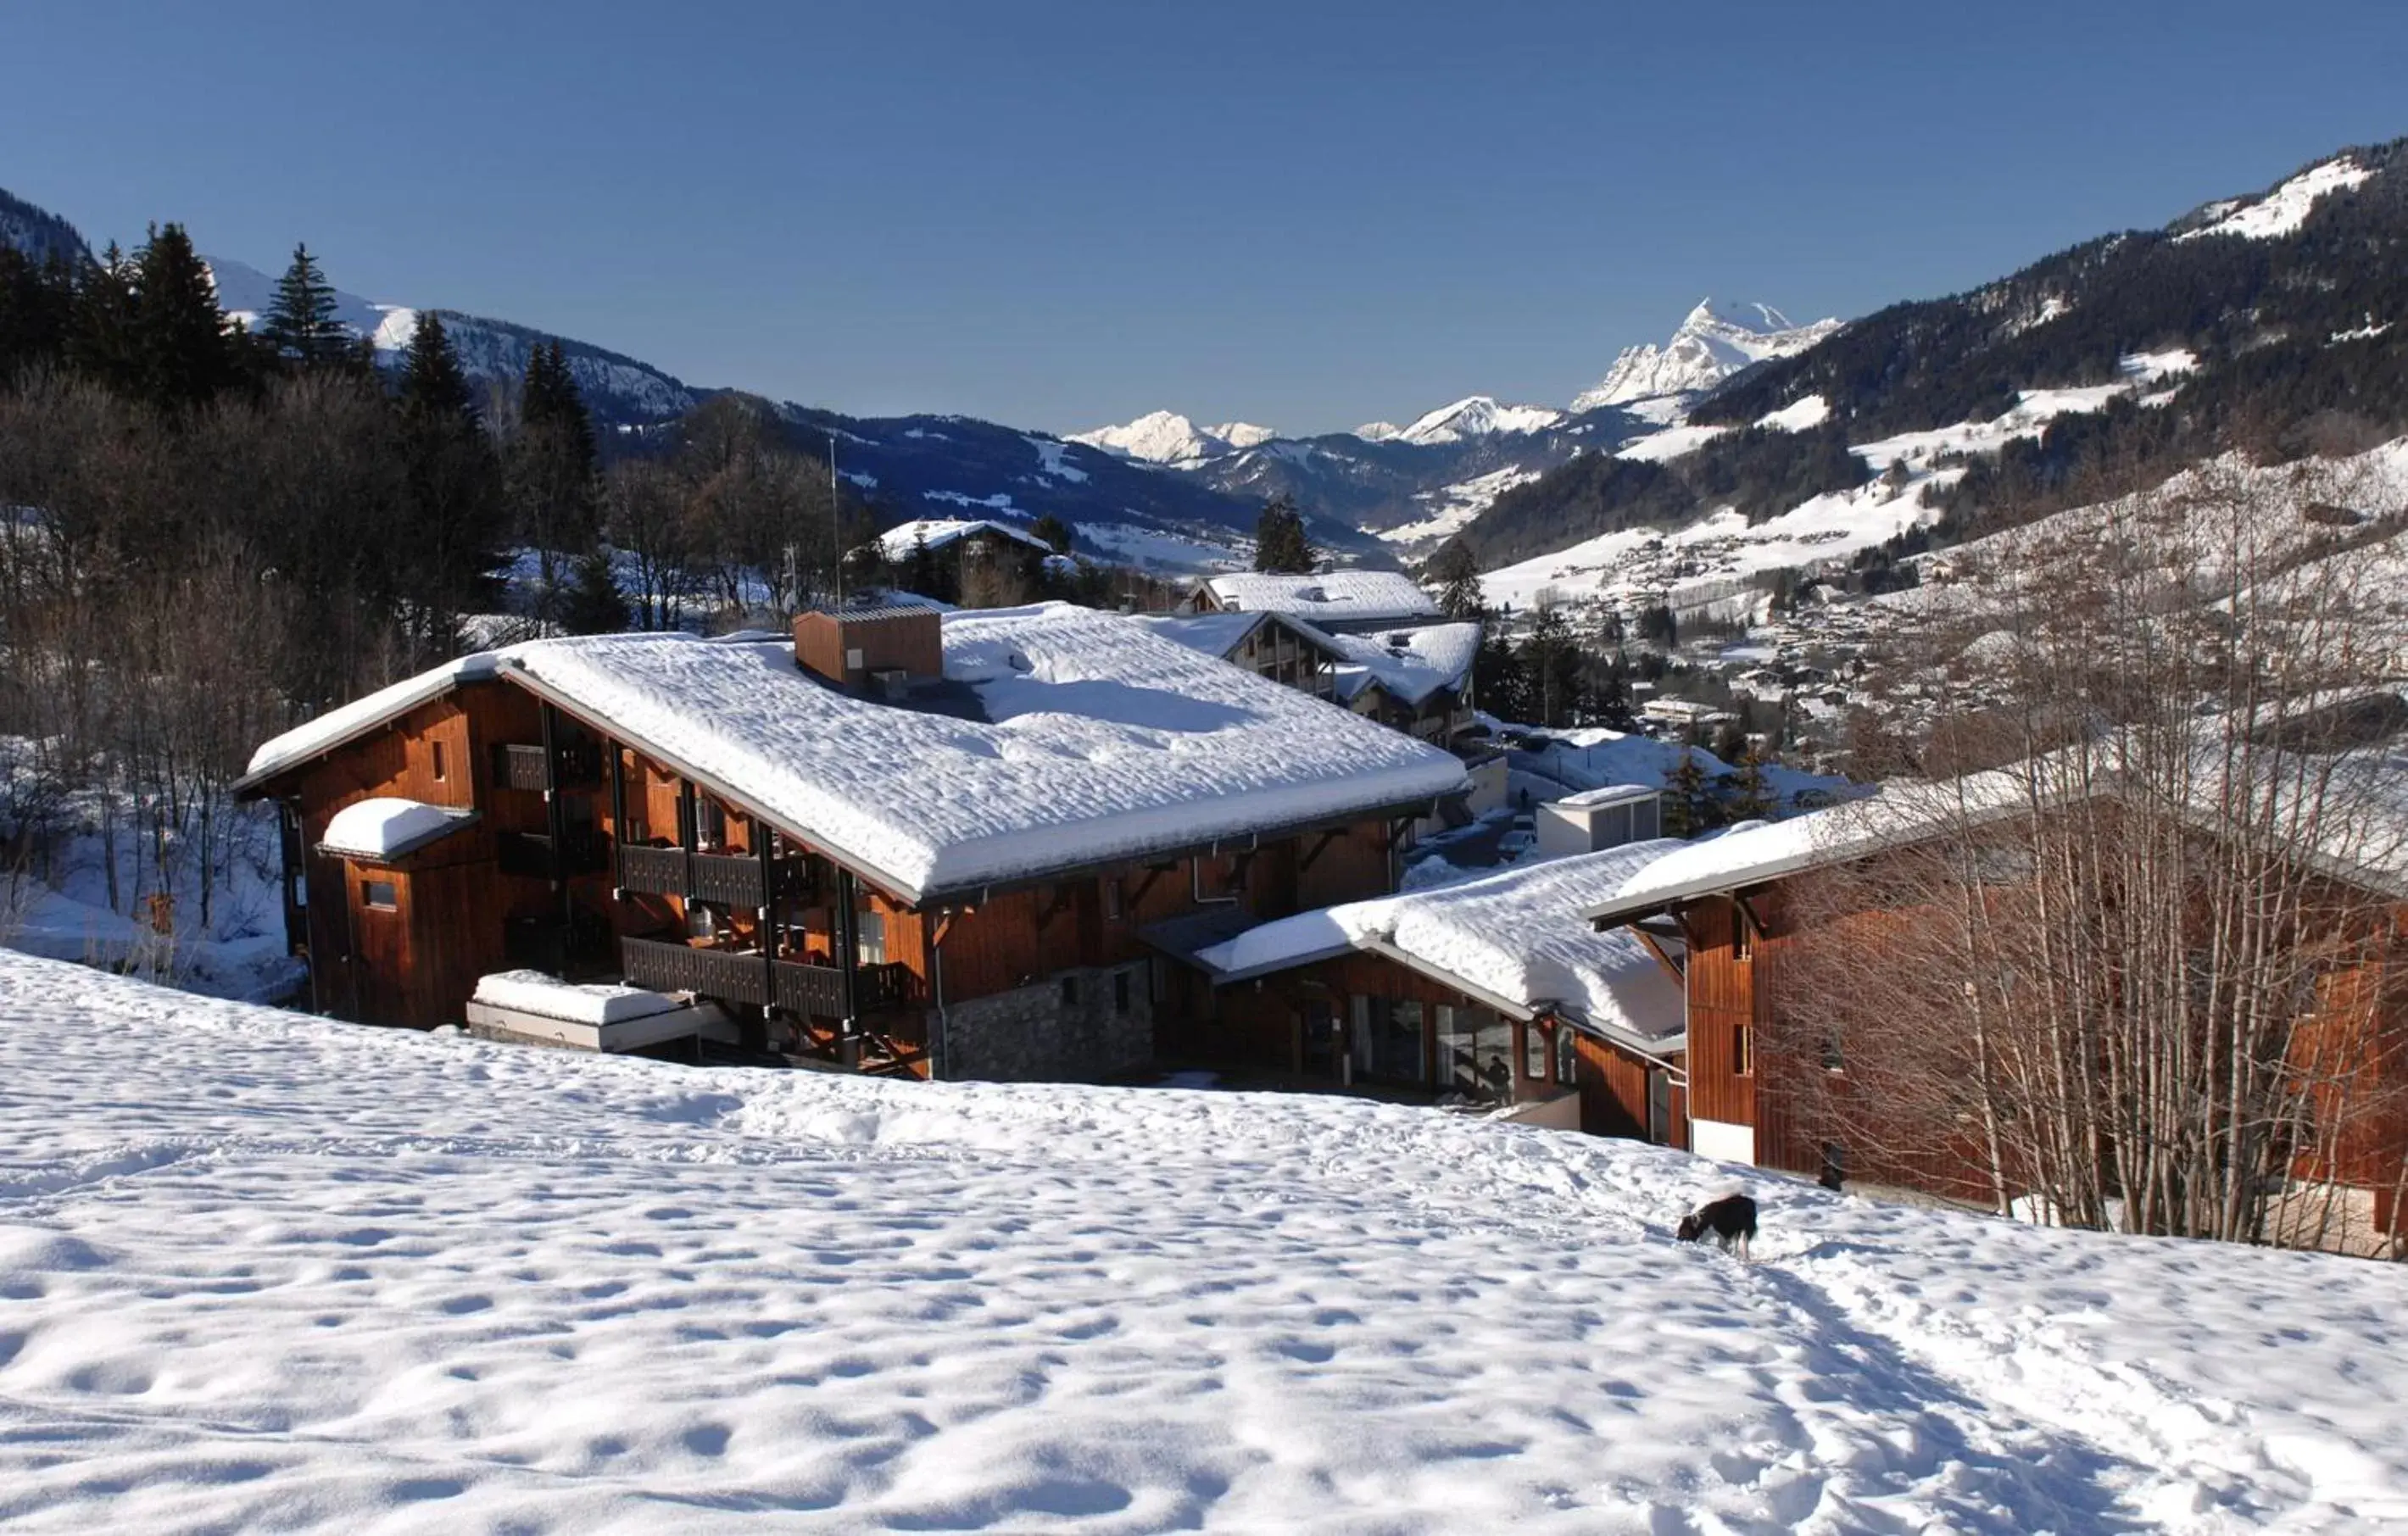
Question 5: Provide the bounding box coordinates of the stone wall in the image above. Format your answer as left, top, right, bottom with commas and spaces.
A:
939, 961, 1156, 1082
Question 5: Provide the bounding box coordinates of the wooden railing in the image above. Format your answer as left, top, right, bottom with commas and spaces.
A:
493, 739, 602, 793
497, 827, 608, 879
616, 845, 813, 907
620, 938, 908, 1017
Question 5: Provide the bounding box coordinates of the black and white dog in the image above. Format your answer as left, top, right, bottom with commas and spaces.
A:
1675, 1191, 1758, 1261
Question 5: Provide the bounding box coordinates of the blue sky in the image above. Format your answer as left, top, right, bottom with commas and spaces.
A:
4, 2, 2402, 434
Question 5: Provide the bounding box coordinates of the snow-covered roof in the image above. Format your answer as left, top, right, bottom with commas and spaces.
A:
1131, 610, 1294, 660
1194, 843, 1687, 1052
1204, 570, 1440, 624
471, 971, 683, 1026
249, 604, 1468, 901
872, 518, 1057, 563
317, 797, 478, 862
1555, 783, 1658, 810
1315, 621, 1480, 707
1586, 777, 2032, 927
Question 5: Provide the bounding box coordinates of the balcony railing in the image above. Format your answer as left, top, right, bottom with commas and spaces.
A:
616, 845, 814, 907
497, 827, 608, 880
620, 938, 909, 1017
493, 739, 603, 793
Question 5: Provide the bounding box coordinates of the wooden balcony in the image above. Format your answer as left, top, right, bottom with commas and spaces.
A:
493, 739, 603, 793
616, 845, 814, 907
497, 827, 608, 880
619, 937, 907, 1017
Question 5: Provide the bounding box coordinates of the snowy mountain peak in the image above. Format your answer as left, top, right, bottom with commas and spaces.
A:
1067, 410, 1276, 465
2173, 155, 2374, 242
1391, 395, 1564, 447
1572, 298, 1842, 414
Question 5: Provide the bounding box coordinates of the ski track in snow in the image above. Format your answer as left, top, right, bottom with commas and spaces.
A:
3, 954, 2405, 1532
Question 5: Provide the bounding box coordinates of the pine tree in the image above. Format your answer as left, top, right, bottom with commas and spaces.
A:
1251, 493, 1316, 574
1663, 749, 1714, 838
559, 545, 628, 634
131, 222, 235, 411
1516, 606, 1584, 728
262, 242, 347, 365
0, 247, 75, 381
505, 341, 600, 619
1473, 622, 1528, 725
66, 242, 142, 397
395, 309, 507, 648
1728, 746, 1775, 821
1030, 513, 1073, 554
908, 526, 944, 601
399, 309, 477, 426
1427, 537, 1484, 619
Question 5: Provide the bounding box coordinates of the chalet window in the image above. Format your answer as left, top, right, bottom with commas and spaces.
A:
1734, 1022, 1753, 1077
1060, 975, 1079, 1008
1525, 1021, 1548, 1080
361, 880, 397, 910
1554, 1026, 1577, 1086
1113, 970, 1131, 1016
857, 908, 887, 966
1103, 877, 1124, 922
1820, 1032, 1844, 1072
431, 740, 448, 782
694, 799, 727, 851
1731, 907, 1753, 961
687, 902, 721, 940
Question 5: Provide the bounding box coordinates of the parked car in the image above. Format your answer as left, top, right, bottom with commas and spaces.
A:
1497, 829, 1537, 860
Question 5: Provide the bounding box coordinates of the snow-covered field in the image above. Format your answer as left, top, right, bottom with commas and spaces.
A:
4, 954, 2405, 1532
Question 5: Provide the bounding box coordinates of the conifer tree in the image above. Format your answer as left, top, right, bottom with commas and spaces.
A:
131, 222, 235, 411
1427, 537, 1484, 619
1030, 513, 1073, 555
262, 242, 348, 366
1251, 493, 1316, 574
1662, 749, 1714, 839
559, 545, 628, 634
395, 310, 507, 647
0, 248, 75, 381
1472, 621, 1528, 725
505, 341, 600, 618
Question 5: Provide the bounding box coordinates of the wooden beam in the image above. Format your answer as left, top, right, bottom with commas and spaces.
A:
1299, 828, 1343, 872
1035, 882, 1076, 930
1633, 928, 1686, 985
1128, 861, 1176, 909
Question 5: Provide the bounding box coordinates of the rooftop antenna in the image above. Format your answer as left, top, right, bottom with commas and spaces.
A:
829, 430, 844, 611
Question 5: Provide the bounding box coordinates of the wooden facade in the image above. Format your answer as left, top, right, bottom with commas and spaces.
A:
1172, 945, 1686, 1144
248, 669, 1420, 1083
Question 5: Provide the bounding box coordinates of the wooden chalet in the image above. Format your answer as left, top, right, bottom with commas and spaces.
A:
1155, 841, 1691, 1140
1585, 768, 2408, 1231
237, 601, 1469, 1080
1141, 612, 1481, 748
1185, 570, 1443, 636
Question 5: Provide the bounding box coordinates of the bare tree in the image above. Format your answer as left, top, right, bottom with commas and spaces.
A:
1776, 454, 2408, 1254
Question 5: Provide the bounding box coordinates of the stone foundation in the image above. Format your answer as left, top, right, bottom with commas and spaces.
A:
939, 962, 1155, 1082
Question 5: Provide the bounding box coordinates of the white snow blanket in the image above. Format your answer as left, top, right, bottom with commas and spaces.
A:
2, 953, 2403, 1531
1199, 841, 1686, 1046
471, 970, 682, 1026
248, 605, 1468, 899
1204, 570, 1440, 623
317, 797, 473, 860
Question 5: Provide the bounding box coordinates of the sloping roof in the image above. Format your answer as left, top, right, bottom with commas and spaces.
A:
245, 604, 1469, 903
1192, 843, 1688, 1054
1588, 731, 2408, 927
1132, 610, 1279, 660
873, 518, 1058, 562
1311, 621, 1480, 707
318, 798, 479, 863
1204, 570, 1441, 623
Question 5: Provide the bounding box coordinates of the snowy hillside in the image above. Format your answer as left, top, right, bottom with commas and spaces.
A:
1391, 393, 1564, 446
3, 953, 2405, 1532
1574, 300, 1845, 415
0, 186, 90, 264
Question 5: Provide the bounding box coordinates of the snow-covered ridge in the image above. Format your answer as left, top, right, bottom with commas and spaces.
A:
1572, 298, 1843, 414
2177, 156, 2373, 242
1390, 395, 1564, 446
7, 950, 2408, 1530
1067, 410, 1277, 465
